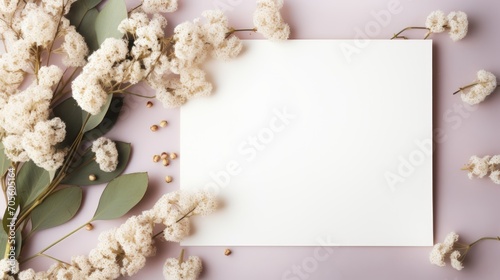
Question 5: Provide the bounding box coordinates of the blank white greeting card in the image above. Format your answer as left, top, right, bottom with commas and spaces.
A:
180, 40, 432, 246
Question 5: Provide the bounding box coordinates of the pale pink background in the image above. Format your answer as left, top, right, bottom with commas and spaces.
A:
21, 0, 500, 279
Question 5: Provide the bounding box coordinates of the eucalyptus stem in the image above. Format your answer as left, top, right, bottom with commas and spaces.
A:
20, 221, 89, 264
469, 236, 500, 247
391, 27, 430, 39
225, 27, 257, 38
452, 83, 478, 95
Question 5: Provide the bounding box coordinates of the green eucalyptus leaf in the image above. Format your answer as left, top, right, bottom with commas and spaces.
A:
92, 172, 148, 221
94, 0, 127, 45
17, 161, 50, 208
84, 97, 124, 141
53, 97, 83, 149
83, 94, 112, 133
0, 143, 11, 177
67, 0, 102, 27
30, 186, 82, 233
0, 226, 6, 258
78, 8, 100, 52
62, 141, 131, 186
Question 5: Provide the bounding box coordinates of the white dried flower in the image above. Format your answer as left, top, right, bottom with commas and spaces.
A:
253, 0, 290, 40
62, 28, 89, 67
201, 10, 229, 47
429, 232, 458, 267
91, 137, 119, 172
0, 85, 52, 136
38, 65, 63, 88
466, 155, 491, 179
72, 73, 108, 115
174, 21, 206, 65
489, 170, 500, 184
450, 250, 464, 270
447, 11, 468, 41
0, 0, 18, 14
460, 70, 497, 105
0, 258, 18, 279
2, 135, 28, 162
429, 243, 448, 267
156, 87, 187, 108
163, 255, 202, 280
163, 218, 190, 242
118, 12, 149, 34
179, 68, 213, 98
20, 6, 58, 47
22, 118, 67, 171
211, 35, 243, 61
489, 155, 500, 165
142, 0, 177, 14
425, 10, 447, 33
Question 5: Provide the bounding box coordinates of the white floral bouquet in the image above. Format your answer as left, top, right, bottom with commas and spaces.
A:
0, 0, 289, 278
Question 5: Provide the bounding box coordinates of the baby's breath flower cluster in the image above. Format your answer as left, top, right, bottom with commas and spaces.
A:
453, 70, 497, 105
16, 190, 216, 279
253, 0, 290, 40
462, 155, 500, 184
392, 10, 468, 41
430, 232, 500, 271
91, 137, 119, 172
0, 0, 88, 170
74, 0, 290, 113
163, 251, 203, 280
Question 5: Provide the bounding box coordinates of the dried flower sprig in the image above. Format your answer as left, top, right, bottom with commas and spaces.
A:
163, 249, 202, 280
430, 232, 500, 270
453, 70, 497, 105
392, 10, 468, 41
461, 155, 500, 184
14, 190, 216, 279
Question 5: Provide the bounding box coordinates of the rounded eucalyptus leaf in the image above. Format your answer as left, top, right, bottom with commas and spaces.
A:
92, 172, 148, 221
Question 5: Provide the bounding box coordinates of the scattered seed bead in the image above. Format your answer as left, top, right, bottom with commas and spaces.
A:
224, 249, 232, 256
150, 125, 158, 132
169, 152, 177, 159
153, 155, 161, 162
159, 120, 168, 127
89, 174, 97, 181
165, 176, 173, 183
146, 101, 153, 108
160, 152, 168, 159
162, 158, 170, 166
85, 223, 94, 231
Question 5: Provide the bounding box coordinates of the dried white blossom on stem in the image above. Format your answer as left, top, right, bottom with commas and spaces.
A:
447, 11, 468, 41
163, 250, 202, 280
91, 137, 119, 172
393, 10, 468, 41
462, 154, 500, 184
455, 70, 497, 105
425, 10, 447, 33
17, 190, 216, 279
429, 232, 500, 271
253, 0, 290, 40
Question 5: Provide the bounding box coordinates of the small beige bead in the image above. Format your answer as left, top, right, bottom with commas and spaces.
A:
159, 120, 168, 127
162, 158, 170, 166
224, 249, 232, 256
165, 176, 173, 183
160, 152, 168, 159
153, 155, 160, 162
88, 174, 97, 181
85, 223, 94, 231
146, 101, 153, 108
169, 152, 177, 160
150, 125, 159, 132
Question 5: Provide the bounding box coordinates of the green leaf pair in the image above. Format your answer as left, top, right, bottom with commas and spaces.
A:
67, 0, 128, 52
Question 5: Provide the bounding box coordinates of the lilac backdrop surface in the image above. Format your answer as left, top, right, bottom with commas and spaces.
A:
22, 0, 500, 279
